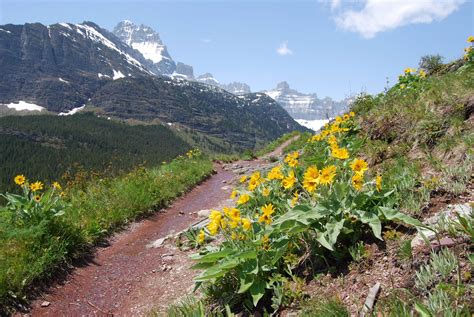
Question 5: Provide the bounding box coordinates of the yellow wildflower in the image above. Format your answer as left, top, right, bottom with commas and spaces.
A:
34, 195, 41, 202
291, 191, 299, 207
311, 134, 322, 142
258, 213, 272, 225
349, 111, 355, 117
259, 203, 275, 225
228, 207, 241, 220
303, 166, 319, 193
267, 165, 284, 180
242, 218, 252, 230
237, 193, 250, 205
376, 175, 382, 192
29, 181, 44, 192
261, 203, 275, 216
327, 135, 338, 147
282, 170, 296, 189
262, 187, 271, 197
209, 209, 223, 223
240, 175, 247, 183
331, 147, 349, 160
52, 181, 62, 190
404, 67, 415, 74
229, 219, 240, 228
335, 116, 343, 123
287, 157, 298, 167
14, 174, 26, 186
350, 158, 368, 175
467, 35, 474, 43
231, 232, 238, 240
419, 69, 426, 78
230, 190, 237, 199
284, 151, 299, 163
352, 174, 363, 191
262, 235, 270, 250
319, 165, 337, 185
343, 114, 350, 121
197, 229, 205, 244
207, 221, 220, 236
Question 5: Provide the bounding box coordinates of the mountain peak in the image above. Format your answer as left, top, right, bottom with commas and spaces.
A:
112, 20, 175, 75
276, 81, 290, 91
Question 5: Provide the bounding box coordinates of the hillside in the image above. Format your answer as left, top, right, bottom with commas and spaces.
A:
0, 113, 190, 193
89, 78, 306, 150
0, 21, 306, 152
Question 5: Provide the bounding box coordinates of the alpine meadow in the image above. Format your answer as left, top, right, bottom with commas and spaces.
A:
0, 1, 472, 316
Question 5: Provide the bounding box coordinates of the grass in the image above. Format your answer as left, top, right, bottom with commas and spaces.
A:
352, 67, 474, 205
255, 131, 300, 157
300, 296, 350, 317
0, 155, 214, 313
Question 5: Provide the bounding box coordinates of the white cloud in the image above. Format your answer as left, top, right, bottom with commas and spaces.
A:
333, 0, 466, 39
330, 0, 341, 10
201, 38, 212, 44
277, 41, 293, 56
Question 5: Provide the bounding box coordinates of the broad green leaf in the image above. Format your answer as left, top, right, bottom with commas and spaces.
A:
190, 249, 233, 262
237, 273, 254, 294
355, 210, 382, 240
242, 259, 258, 275
315, 231, 334, 251
326, 218, 345, 247
378, 207, 423, 227
249, 279, 266, 307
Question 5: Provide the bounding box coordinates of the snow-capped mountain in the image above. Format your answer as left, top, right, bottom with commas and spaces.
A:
264, 82, 349, 120
113, 20, 176, 75
0, 21, 153, 112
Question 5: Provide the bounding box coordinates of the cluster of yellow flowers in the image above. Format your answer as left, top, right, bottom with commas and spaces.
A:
13, 175, 63, 202
463, 36, 474, 61
186, 148, 202, 159
198, 110, 385, 247
201, 205, 253, 243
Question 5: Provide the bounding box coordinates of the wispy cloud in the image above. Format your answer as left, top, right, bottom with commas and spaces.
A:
331, 0, 465, 39
201, 38, 212, 44
277, 41, 293, 56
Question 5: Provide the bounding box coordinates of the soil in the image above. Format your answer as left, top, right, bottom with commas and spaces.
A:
23, 137, 298, 317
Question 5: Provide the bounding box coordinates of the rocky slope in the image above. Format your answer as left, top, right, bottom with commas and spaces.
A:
264, 81, 350, 120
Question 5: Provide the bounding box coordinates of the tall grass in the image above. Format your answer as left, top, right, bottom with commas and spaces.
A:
0, 155, 214, 312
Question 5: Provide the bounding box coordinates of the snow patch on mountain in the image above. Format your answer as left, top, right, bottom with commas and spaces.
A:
4, 101, 45, 112
296, 119, 329, 132
58, 105, 85, 116
112, 70, 125, 80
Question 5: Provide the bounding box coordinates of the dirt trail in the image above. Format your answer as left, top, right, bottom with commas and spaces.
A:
26, 136, 298, 317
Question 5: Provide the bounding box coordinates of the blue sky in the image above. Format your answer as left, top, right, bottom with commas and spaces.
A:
0, 0, 472, 100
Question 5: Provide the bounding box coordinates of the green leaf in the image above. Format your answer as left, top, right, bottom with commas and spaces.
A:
315, 231, 334, 251
355, 210, 382, 240
414, 302, 433, 317
249, 279, 266, 307
190, 249, 233, 263
326, 218, 345, 247
378, 207, 423, 227
237, 273, 254, 294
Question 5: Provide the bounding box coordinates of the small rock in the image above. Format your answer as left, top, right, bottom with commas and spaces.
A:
152, 269, 156, 273
222, 180, 227, 183
179, 211, 185, 215
147, 237, 166, 248
41, 301, 51, 307
197, 209, 211, 217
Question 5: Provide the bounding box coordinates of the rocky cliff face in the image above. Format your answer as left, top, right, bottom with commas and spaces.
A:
0, 21, 151, 112
112, 20, 176, 75
264, 82, 349, 120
